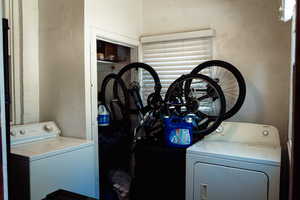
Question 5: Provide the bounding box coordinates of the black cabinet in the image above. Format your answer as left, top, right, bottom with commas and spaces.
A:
133, 140, 186, 200
43, 190, 96, 200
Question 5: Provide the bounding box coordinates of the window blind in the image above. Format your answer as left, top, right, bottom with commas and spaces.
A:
141, 31, 214, 101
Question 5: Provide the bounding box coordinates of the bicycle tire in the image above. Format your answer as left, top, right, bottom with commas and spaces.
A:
190, 60, 246, 120
99, 73, 130, 120
114, 62, 162, 113
165, 74, 226, 136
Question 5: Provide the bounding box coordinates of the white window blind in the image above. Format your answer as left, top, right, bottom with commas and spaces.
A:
140, 30, 214, 101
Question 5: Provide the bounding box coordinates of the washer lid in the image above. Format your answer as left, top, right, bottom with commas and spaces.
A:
187, 122, 281, 166
11, 136, 93, 161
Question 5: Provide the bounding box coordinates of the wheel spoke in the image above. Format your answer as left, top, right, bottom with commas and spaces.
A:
194, 88, 208, 92
195, 111, 208, 119
197, 94, 210, 102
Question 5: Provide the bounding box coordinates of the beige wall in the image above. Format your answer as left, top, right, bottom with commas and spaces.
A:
85, 0, 142, 41
142, 0, 291, 143
38, 0, 142, 139
39, 0, 86, 138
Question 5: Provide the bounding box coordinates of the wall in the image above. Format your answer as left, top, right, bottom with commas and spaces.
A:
85, 0, 142, 41
142, 0, 291, 142
39, 0, 86, 138
22, 0, 40, 124
39, 0, 142, 139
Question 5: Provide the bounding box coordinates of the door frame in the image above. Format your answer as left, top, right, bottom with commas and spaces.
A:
292, 0, 300, 199
84, 26, 139, 198
87, 27, 139, 141
0, 3, 9, 200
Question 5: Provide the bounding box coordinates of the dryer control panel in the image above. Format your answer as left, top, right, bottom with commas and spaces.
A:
204, 122, 280, 148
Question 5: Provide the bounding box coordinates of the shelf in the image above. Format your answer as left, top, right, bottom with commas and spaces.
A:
97, 60, 118, 64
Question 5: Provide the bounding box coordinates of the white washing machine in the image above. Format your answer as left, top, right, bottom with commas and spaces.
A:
10, 121, 97, 200
186, 122, 281, 200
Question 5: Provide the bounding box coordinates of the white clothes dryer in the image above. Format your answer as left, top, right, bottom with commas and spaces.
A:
186, 122, 281, 200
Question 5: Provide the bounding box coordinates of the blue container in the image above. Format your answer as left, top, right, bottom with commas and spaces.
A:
163, 115, 193, 148
97, 114, 110, 126
98, 104, 110, 126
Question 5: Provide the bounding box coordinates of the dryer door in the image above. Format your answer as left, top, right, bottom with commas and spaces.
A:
193, 163, 268, 200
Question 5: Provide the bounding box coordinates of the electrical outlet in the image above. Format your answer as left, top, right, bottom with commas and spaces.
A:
200, 184, 208, 200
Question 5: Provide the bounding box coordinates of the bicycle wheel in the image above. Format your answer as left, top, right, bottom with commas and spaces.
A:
114, 62, 162, 114
165, 74, 226, 136
99, 73, 129, 120
190, 60, 246, 120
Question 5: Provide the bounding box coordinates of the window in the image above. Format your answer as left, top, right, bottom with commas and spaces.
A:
140, 30, 214, 101
280, 0, 295, 22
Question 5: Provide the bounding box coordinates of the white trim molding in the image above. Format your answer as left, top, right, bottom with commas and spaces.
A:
4, 0, 23, 124
140, 29, 215, 44
84, 26, 140, 198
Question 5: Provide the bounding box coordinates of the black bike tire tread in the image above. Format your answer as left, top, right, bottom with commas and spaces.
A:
99, 73, 130, 118
190, 60, 246, 120
165, 73, 226, 136
114, 62, 162, 113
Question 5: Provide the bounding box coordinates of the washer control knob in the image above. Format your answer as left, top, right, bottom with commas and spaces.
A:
10, 131, 16, 136
19, 130, 26, 135
44, 124, 53, 132
262, 130, 269, 136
